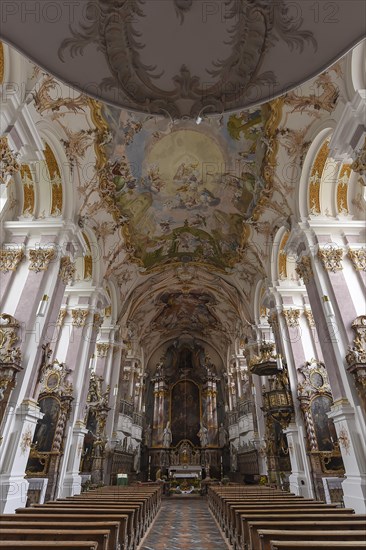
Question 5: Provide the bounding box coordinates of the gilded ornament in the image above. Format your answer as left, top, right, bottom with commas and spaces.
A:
28, 248, 57, 272
304, 309, 315, 328
351, 137, 366, 176
71, 309, 89, 328
0, 249, 24, 273
295, 255, 314, 284
0, 137, 20, 184
93, 313, 103, 329
56, 309, 67, 327
348, 248, 366, 272
317, 247, 343, 273
337, 424, 351, 455
96, 343, 110, 358
0, 314, 22, 401
59, 256, 76, 285
308, 141, 329, 215
21, 165, 35, 216
336, 164, 351, 214
20, 425, 33, 455
282, 308, 300, 328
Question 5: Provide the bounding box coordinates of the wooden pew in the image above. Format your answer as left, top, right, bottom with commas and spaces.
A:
238, 511, 359, 550
2, 514, 126, 549
0, 542, 98, 549
0, 521, 119, 550
14, 509, 133, 550
248, 520, 366, 550
230, 504, 344, 546
270, 542, 366, 550
257, 529, 366, 550
0, 529, 110, 550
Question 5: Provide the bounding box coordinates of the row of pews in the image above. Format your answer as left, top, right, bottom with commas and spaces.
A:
208, 484, 366, 550
0, 484, 162, 550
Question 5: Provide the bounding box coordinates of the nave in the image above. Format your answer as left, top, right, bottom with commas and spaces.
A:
0, 483, 365, 550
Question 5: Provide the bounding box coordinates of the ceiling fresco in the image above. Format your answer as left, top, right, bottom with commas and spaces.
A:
97, 104, 272, 270
6, 40, 351, 358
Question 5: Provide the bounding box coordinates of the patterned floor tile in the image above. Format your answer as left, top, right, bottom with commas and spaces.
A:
139, 497, 230, 549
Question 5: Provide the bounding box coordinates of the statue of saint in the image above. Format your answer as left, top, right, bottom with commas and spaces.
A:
231, 444, 238, 472
162, 421, 172, 448
218, 423, 228, 447
197, 423, 208, 447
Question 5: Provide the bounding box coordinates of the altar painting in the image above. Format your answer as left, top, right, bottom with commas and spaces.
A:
171, 380, 200, 446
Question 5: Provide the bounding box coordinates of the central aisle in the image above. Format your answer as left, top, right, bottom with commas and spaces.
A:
139, 497, 230, 550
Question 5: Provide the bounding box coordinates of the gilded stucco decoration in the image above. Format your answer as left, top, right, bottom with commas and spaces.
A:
28, 248, 57, 272
278, 232, 289, 279
0, 137, 20, 185
44, 143, 63, 216
96, 343, 110, 358
348, 248, 366, 272
337, 164, 351, 214
21, 165, 35, 216
20, 425, 33, 455
295, 255, 314, 284
71, 309, 90, 328
351, 137, 366, 176
282, 308, 301, 328
317, 247, 343, 273
59, 257, 76, 285
304, 309, 315, 328
56, 309, 67, 327
308, 140, 329, 215
0, 249, 24, 273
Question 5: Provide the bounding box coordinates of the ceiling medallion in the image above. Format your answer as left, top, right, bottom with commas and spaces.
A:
59, 0, 316, 118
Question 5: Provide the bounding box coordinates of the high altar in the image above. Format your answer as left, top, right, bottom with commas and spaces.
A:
145, 341, 226, 479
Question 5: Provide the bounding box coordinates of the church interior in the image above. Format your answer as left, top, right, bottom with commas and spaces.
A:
0, 1, 365, 548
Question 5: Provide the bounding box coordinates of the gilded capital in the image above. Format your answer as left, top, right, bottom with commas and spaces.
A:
59, 256, 76, 285
56, 309, 67, 327
0, 249, 24, 273
282, 308, 301, 328
348, 248, 366, 272
28, 248, 56, 272
317, 247, 343, 273
295, 255, 313, 284
71, 309, 89, 328
96, 342, 110, 358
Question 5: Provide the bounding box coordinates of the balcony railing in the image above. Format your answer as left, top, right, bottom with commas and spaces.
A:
228, 410, 238, 426
119, 399, 134, 418
238, 399, 254, 417
133, 412, 144, 427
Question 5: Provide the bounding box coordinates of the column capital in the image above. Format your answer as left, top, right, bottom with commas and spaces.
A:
295, 255, 314, 284
28, 247, 57, 272
348, 247, 366, 271
0, 248, 24, 273
317, 246, 343, 273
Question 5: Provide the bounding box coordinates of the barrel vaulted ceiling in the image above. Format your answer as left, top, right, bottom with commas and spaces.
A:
11, 53, 349, 358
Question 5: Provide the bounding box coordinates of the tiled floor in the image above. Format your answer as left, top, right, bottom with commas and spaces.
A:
139, 496, 230, 550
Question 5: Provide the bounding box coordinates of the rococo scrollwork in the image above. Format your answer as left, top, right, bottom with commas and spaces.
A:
0, 249, 24, 273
